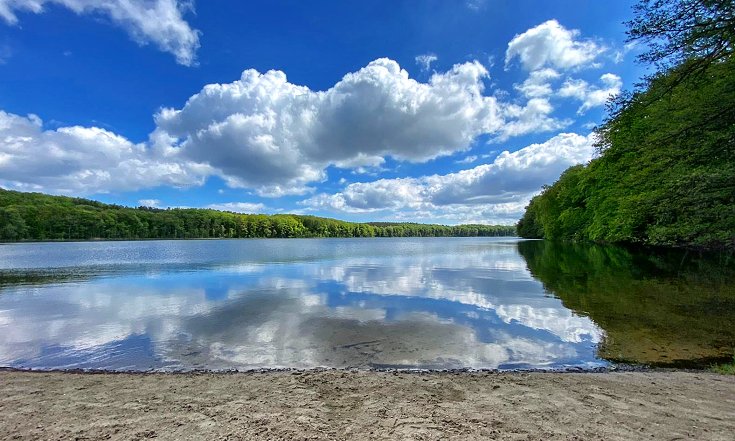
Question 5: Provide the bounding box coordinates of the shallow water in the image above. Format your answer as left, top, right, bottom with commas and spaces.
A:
0, 238, 732, 371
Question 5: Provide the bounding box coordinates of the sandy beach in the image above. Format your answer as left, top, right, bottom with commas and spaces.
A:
1, 370, 733, 440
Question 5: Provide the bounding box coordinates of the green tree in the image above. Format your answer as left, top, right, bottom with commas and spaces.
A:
518, 0, 735, 250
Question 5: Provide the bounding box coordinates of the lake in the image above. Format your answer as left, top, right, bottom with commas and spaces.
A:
0, 238, 732, 371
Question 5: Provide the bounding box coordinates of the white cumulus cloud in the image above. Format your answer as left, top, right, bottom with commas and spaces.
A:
505, 20, 605, 72
496, 97, 571, 141
155, 58, 507, 196
0, 40, 617, 204
205, 202, 266, 214
0, 57, 577, 197
514, 68, 561, 98
302, 132, 597, 223
138, 199, 160, 207
0, 0, 200, 65
558, 73, 622, 114
0, 110, 209, 194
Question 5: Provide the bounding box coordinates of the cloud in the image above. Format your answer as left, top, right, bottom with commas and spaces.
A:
138, 199, 160, 208
505, 20, 604, 71
1, 57, 600, 199
558, 73, 622, 114
302, 132, 597, 223
415, 53, 438, 71
0, 0, 200, 65
612, 42, 637, 64
455, 155, 478, 165
305, 178, 425, 213
0, 110, 209, 194
427, 132, 596, 204
155, 58, 507, 196
514, 68, 561, 98
496, 97, 571, 141
205, 202, 266, 214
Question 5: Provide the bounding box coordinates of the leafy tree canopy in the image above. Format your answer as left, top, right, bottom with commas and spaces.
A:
0, 188, 516, 241
518, 0, 735, 250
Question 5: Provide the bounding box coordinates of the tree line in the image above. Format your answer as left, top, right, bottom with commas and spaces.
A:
0, 188, 516, 241
518, 0, 735, 250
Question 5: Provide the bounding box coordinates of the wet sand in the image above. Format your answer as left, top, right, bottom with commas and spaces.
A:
1, 370, 733, 440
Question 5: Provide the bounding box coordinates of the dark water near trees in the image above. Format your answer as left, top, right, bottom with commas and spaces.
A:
0, 238, 732, 371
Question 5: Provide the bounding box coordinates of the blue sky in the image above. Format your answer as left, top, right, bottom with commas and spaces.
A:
0, 0, 644, 224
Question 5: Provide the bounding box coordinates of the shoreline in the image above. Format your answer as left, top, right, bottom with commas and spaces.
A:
2, 369, 733, 440
2, 236, 731, 254
1, 354, 729, 373
0, 365, 632, 375
0, 235, 520, 245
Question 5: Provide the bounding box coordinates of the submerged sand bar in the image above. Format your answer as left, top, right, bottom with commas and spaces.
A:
1, 370, 733, 440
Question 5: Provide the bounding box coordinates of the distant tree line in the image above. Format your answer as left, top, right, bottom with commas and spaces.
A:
518, 0, 735, 250
0, 189, 516, 241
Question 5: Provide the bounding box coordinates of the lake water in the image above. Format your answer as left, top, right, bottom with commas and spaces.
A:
0, 238, 732, 371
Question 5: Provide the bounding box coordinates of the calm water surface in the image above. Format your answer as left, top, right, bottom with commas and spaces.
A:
0, 238, 732, 371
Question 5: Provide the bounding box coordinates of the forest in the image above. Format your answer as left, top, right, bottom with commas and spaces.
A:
518, 0, 735, 250
0, 188, 515, 241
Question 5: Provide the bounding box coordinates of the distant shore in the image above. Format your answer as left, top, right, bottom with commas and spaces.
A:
0, 235, 522, 245
2, 370, 733, 440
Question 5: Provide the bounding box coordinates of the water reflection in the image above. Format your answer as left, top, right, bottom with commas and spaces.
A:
518, 240, 735, 367
3, 238, 729, 371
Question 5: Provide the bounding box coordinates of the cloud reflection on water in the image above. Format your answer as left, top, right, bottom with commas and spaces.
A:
0, 238, 604, 370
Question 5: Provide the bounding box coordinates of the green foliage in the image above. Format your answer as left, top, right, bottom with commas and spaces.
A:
519, 0, 735, 249
627, 0, 734, 83
0, 188, 516, 241
518, 38, 735, 249
710, 356, 735, 375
